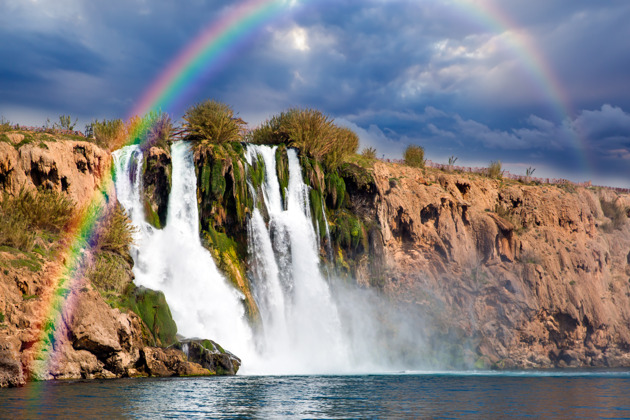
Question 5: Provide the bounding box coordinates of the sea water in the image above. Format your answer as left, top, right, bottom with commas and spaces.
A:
2, 372, 630, 419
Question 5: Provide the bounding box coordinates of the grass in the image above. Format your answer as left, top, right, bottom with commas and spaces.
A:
0, 116, 11, 132
0, 188, 73, 252
86, 203, 136, 293
403, 145, 425, 168
487, 161, 503, 179
89, 118, 126, 150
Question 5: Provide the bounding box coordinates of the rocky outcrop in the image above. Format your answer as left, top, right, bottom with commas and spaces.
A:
177, 339, 241, 375
0, 138, 107, 207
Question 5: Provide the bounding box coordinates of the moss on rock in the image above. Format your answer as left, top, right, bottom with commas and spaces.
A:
202, 226, 260, 324
121, 285, 178, 347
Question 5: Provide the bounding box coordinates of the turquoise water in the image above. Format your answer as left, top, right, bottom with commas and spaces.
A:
2, 372, 630, 419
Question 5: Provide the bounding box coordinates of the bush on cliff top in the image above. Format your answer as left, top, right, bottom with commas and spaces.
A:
403, 145, 425, 168
183, 100, 246, 146
0, 116, 11, 132
487, 160, 503, 179
249, 108, 359, 169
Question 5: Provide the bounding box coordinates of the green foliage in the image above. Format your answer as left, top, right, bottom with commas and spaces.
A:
332, 212, 365, 251
525, 167, 536, 177
90, 118, 125, 150
0, 116, 11, 132
0, 188, 73, 252
361, 147, 377, 160
325, 171, 346, 210
56, 115, 77, 131
403, 145, 425, 168
309, 188, 326, 236
250, 108, 359, 169
92, 203, 136, 255
0, 311, 4, 323
211, 163, 227, 198
448, 156, 458, 167
183, 100, 245, 145
487, 160, 503, 179
139, 111, 173, 153
600, 197, 628, 231
275, 145, 289, 204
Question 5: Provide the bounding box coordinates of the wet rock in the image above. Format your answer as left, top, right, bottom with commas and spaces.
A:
141, 347, 210, 377
177, 339, 241, 375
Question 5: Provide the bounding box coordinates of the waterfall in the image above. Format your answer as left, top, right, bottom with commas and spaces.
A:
113, 142, 424, 375
112, 143, 254, 359
244, 145, 351, 374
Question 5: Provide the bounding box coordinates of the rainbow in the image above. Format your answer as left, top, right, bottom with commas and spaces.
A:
29, 0, 583, 383
452, 0, 591, 172
129, 0, 293, 119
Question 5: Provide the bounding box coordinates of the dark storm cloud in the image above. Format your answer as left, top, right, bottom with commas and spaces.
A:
0, 0, 628, 185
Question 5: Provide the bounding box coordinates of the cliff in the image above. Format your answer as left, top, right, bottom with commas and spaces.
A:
350, 162, 630, 368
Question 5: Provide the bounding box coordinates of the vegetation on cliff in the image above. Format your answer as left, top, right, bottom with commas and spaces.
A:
250, 107, 359, 170
403, 145, 425, 169
183, 100, 246, 147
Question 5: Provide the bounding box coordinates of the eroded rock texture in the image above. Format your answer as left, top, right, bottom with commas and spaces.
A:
363, 163, 630, 368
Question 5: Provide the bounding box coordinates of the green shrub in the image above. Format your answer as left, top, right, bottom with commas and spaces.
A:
250, 108, 359, 170
0, 188, 73, 252
403, 145, 425, 168
248, 112, 289, 145
92, 203, 136, 255
487, 161, 503, 179
56, 115, 77, 131
87, 252, 131, 293
361, 147, 377, 159
183, 100, 245, 145
90, 118, 125, 150
0, 116, 11, 132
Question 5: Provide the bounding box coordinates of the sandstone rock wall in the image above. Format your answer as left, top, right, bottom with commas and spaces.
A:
0, 139, 108, 207
366, 163, 630, 368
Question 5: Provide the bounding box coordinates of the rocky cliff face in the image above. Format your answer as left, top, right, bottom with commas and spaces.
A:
0, 135, 107, 207
359, 163, 630, 369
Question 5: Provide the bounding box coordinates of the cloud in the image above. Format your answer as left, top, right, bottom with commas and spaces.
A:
0, 0, 629, 185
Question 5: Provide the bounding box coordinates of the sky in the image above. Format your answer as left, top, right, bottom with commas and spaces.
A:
1, 0, 629, 187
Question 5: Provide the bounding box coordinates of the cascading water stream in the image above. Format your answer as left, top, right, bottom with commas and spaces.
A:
112, 143, 254, 359
245, 145, 351, 374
